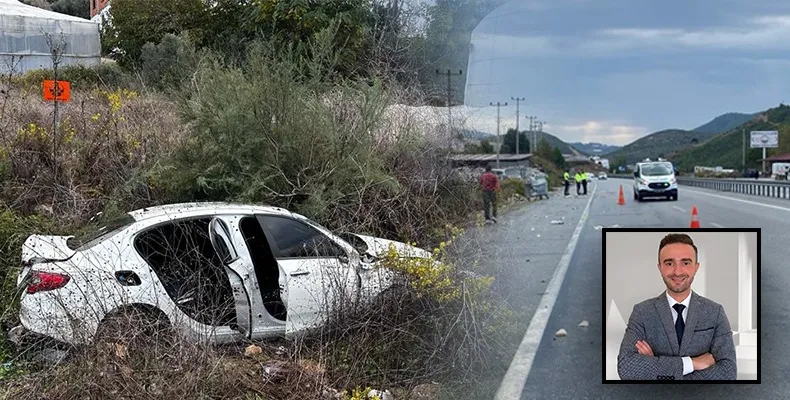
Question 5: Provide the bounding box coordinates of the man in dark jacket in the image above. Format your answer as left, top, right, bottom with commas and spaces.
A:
480, 165, 500, 223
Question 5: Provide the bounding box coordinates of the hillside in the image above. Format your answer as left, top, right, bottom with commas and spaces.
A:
534, 131, 579, 154
693, 112, 755, 134
459, 128, 496, 141
570, 142, 621, 155
607, 129, 721, 165
672, 104, 790, 172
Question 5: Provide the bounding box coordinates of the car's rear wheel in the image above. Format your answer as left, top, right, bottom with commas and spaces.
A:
94, 307, 175, 356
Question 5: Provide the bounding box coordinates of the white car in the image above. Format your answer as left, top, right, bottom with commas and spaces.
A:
14, 202, 430, 347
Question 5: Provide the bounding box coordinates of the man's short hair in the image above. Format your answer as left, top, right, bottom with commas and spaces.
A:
658, 233, 698, 262
485, 165, 492, 171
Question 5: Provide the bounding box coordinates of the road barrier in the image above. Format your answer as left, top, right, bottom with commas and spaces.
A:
609, 174, 790, 200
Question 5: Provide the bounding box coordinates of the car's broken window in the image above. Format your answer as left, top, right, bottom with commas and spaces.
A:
133, 218, 236, 326
257, 215, 346, 259
69, 213, 136, 251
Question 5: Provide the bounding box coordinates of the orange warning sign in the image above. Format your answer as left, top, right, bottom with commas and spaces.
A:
43, 80, 70, 101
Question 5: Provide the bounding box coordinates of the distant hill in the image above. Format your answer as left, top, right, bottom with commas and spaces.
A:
571, 142, 621, 155
533, 131, 577, 155
458, 128, 496, 141
672, 104, 790, 172
462, 128, 577, 154
693, 112, 755, 134
607, 129, 722, 165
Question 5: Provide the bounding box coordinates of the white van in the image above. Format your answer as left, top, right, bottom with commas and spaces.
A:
633, 161, 678, 201
771, 162, 790, 180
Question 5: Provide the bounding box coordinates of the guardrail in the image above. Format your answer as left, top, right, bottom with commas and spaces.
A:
608, 174, 790, 200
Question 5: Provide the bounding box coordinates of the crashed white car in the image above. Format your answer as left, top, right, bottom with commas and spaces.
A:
14, 202, 430, 347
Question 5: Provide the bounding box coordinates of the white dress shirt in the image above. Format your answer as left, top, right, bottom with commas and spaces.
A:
666, 291, 694, 375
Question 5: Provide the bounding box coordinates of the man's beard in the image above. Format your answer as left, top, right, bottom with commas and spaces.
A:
664, 275, 692, 293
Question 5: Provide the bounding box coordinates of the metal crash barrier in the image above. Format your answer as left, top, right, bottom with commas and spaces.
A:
610, 175, 790, 200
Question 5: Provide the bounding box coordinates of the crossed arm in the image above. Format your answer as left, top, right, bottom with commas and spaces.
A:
616, 304, 737, 380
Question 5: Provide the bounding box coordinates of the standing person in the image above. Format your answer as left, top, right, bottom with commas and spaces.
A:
480, 165, 499, 224
617, 233, 737, 380
582, 170, 589, 195
574, 170, 582, 195
563, 169, 571, 197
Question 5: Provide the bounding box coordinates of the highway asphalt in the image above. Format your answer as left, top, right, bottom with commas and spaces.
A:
512, 177, 788, 399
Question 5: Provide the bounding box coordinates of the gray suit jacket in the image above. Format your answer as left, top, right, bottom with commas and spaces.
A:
617, 291, 737, 380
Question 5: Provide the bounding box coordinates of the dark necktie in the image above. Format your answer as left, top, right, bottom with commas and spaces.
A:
673, 303, 686, 346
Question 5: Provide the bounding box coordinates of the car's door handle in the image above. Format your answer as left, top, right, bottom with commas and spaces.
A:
290, 269, 310, 276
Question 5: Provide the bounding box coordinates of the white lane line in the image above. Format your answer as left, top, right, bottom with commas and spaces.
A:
494, 179, 597, 400
672, 206, 686, 212
710, 222, 725, 228
683, 187, 790, 213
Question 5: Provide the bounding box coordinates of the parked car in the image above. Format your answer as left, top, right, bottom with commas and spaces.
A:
598, 172, 608, 180
13, 203, 431, 348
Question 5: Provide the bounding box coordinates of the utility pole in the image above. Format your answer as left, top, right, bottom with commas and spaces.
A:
511, 97, 525, 155
490, 101, 508, 168
742, 128, 746, 171
44, 31, 67, 179
526, 116, 536, 153
537, 120, 547, 150
436, 69, 463, 151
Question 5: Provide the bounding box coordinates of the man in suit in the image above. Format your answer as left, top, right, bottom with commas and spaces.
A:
617, 233, 737, 380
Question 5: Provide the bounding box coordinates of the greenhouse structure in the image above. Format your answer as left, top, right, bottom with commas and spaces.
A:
0, 0, 101, 74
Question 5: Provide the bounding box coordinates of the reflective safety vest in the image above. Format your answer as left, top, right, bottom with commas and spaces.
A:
574, 173, 582, 181
563, 172, 570, 181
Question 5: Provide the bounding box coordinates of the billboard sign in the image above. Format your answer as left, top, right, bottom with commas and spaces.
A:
750, 131, 779, 148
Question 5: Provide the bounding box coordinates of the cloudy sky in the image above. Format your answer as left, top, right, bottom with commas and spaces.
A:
460, 0, 790, 146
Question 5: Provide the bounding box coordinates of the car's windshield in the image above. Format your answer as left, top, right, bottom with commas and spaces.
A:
640, 163, 674, 176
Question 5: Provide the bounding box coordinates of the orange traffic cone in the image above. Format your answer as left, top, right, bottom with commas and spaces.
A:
690, 206, 700, 228
617, 185, 625, 206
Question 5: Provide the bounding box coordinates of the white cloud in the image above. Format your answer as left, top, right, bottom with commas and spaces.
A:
552, 120, 647, 145
596, 15, 790, 51
471, 14, 790, 60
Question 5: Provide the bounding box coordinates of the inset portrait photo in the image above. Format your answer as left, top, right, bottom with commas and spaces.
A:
603, 228, 760, 382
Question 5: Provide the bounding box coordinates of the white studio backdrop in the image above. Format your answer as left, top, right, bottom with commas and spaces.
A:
604, 231, 758, 380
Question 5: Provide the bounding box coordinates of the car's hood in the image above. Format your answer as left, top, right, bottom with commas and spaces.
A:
351, 234, 432, 259
21, 235, 76, 264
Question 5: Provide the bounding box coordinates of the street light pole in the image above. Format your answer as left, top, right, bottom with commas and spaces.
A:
511, 97, 525, 155
490, 101, 508, 168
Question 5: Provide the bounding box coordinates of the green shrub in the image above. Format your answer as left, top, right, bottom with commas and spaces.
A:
499, 177, 526, 200
14, 63, 135, 92
140, 33, 204, 93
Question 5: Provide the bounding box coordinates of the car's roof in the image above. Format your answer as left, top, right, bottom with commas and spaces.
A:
127, 202, 295, 222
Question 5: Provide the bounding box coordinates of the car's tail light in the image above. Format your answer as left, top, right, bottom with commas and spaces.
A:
26, 271, 70, 294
